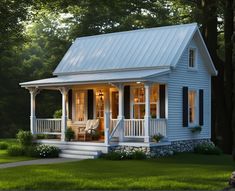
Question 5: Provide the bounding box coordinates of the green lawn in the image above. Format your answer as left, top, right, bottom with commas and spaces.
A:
0, 139, 34, 164
0, 153, 233, 190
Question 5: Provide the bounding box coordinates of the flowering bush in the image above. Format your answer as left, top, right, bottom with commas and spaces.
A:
35, 144, 60, 158
194, 142, 222, 155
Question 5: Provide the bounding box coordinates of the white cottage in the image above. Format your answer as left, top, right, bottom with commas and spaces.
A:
20, 23, 217, 159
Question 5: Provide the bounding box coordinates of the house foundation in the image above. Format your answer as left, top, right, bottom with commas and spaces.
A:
109, 139, 211, 157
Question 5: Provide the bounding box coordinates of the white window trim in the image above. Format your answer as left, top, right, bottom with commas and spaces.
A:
130, 85, 159, 119
188, 89, 198, 127
188, 47, 198, 71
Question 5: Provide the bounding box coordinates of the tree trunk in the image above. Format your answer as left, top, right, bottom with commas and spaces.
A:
231, 0, 235, 158
223, 0, 234, 154
200, 0, 231, 153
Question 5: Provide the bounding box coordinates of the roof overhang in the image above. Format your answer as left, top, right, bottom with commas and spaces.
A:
20, 68, 170, 88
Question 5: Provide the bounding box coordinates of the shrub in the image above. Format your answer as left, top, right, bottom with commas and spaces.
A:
35, 144, 60, 158
194, 142, 222, 155
16, 130, 33, 147
102, 151, 123, 160
152, 133, 164, 142
53, 109, 62, 118
102, 150, 147, 160
130, 151, 147, 159
7, 145, 24, 156
65, 128, 75, 141
24, 146, 39, 157
0, 142, 8, 150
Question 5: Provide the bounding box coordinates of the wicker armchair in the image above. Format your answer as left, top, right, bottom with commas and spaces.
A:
77, 119, 100, 141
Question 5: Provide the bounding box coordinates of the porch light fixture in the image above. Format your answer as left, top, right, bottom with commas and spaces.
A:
136, 81, 141, 84
98, 90, 104, 101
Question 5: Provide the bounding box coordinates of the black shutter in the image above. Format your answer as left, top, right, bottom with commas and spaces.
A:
124, 86, 130, 119
159, 85, 166, 118
199, 89, 204, 126
182, 86, 188, 127
68, 90, 72, 120
87, 89, 94, 119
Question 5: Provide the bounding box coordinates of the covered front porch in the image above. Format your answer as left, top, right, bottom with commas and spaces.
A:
27, 83, 167, 145
20, 69, 169, 146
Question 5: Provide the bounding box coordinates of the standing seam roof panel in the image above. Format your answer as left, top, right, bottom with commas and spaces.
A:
53, 23, 198, 75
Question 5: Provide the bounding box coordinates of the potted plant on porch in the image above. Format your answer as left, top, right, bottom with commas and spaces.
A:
152, 133, 164, 143
91, 131, 100, 140
65, 127, 75, 141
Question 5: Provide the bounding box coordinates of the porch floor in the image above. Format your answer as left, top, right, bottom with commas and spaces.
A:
36, 139, 171, 147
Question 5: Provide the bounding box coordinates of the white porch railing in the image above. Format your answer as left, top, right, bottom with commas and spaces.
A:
109, 118, 121, 140
124, 119, 145, 138
149, 118, 167, 137
35, 118, 62, 135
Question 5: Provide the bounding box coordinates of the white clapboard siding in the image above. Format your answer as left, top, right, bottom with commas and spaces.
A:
166, 34, 211, 141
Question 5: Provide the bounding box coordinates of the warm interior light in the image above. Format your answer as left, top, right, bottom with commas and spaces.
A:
98, 90, 104, 101
136, 82, 141, 84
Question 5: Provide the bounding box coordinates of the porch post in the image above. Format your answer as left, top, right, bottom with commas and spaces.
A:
117, 83, 124, 142
144, 82, 151, 142
104, 88, 110, 145
60, 87, 69, 142
28, 88, 40, 135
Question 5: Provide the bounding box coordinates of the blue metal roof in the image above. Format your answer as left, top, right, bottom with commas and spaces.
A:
54, 23, 199, 75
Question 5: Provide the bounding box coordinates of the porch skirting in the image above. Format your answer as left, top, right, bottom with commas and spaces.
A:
109, 139, 211, 157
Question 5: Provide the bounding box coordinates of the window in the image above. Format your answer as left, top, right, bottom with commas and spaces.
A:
132, 85, 159, 119
74, 91, 86, 122
188, 90, 196, 124
189, 48, 196, 68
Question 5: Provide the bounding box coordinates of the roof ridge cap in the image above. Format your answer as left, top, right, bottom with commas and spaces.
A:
75, 23, 198, 41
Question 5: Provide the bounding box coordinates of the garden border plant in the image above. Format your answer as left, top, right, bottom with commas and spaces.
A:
6, 130, 60, 158
102, 150, 147, 160
0, 142, 8, 150
194, 142, 222, 155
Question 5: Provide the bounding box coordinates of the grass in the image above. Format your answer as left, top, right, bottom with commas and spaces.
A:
0, 139, 34, 164
0, 153, 234, 190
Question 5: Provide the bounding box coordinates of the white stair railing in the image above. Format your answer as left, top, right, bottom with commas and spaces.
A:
109, 119, 121, 140
35, 118, 62, 135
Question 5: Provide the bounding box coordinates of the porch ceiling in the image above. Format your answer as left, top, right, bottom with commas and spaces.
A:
20, 68, 170, 88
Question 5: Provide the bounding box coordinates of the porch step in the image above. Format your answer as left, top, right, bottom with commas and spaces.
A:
36, 140, 109, 153
61, 149, 101, 156
59, 153, 97, 159
59, 149, 101, 159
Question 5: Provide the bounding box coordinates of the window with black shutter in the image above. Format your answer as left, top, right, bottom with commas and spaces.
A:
182, 87, 188, 127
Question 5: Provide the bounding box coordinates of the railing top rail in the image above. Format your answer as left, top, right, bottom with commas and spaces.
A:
124, 119, 145, 121
150, 118, 167, 121
36, 118, 62, 121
